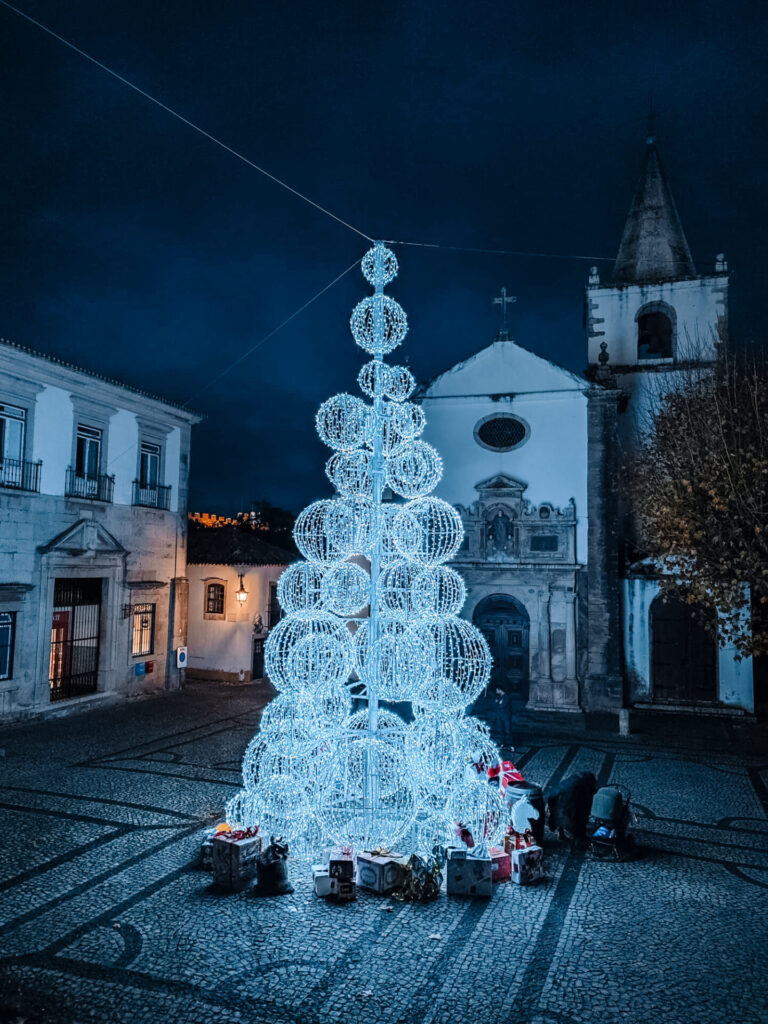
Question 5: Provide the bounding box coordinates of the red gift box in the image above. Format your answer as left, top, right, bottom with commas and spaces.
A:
489, 845, 511, 882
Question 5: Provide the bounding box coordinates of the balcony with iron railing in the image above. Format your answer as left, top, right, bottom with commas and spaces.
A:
65, 468, 115, 503
132, 480, 172, 510
0, 457, 42, 492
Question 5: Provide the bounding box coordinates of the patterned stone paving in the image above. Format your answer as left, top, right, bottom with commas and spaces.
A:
0, 683, 766, 1024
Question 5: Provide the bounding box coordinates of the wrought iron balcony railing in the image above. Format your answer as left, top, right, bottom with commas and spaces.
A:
132, 480, 172, 510
65, 468, 115, 503
0, 457, 42, 492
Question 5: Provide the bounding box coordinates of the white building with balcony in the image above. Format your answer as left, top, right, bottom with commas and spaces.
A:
0, 337, 200, 719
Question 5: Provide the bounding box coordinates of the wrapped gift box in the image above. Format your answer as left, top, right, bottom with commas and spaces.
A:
489, 846, 511, 883
510, 844, 544, 886
325, 847, 355, 880
329, 877, 356, 902
356, 852, 408, 895
312, 864, 334, 898
212, 833, 262, 892
446, 847, 493, 898
504, 829, 534, 854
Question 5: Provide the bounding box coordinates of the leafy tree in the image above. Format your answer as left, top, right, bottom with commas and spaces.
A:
627, 349, 768, 658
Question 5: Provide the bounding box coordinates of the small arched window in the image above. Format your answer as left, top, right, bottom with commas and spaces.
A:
637, 303, 675, 361
205, 582, 226, 618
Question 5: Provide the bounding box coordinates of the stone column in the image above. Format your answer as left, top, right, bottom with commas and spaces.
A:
565, 591, 577, 680
584, 385, 624, 709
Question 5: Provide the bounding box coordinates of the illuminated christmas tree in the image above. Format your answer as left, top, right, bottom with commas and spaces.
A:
227, 242, 506, 857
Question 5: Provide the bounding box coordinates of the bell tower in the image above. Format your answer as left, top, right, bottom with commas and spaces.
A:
585, 130, 729, 447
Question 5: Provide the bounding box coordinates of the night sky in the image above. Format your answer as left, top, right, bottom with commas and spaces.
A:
1, 0, 766, 513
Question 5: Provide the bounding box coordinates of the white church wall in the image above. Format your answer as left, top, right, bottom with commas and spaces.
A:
622, 578, 754, 711
587, 275, 726, 368
617, 367, 712, 448
422, 390, 589, 563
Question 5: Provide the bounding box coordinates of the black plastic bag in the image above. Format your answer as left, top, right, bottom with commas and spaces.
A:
253, 836, 294, 896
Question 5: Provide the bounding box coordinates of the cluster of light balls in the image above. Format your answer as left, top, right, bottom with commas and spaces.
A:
227, 242, 505, 857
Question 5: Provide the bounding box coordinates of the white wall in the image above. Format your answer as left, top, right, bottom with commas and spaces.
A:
622, 578, 754, 711
187, 562, 287, 677
587, 275, 725, 368
164, 428, 181, 512
107, 409, 139, 506
421, 343, 589, 563
33, 386, 72, 496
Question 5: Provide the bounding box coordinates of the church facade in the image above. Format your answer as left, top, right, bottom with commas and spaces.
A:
421, 134, 754, 715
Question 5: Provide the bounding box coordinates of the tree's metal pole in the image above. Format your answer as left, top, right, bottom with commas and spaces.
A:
364, 242, 386, 827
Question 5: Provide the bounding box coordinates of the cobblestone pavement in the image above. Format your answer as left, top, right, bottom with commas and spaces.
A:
1, 683, 767, 1024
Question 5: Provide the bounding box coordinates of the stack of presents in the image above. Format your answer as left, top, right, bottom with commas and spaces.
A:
199, 758, 546, 901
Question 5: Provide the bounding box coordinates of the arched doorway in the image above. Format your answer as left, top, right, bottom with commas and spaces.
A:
650, 594, 717, 702
473, 594, 530, 702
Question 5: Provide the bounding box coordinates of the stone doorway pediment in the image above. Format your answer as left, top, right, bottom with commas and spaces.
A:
39, 519, 127, 558
474, 473, 528, 498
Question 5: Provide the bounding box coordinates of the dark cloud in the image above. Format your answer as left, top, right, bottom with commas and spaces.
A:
1, 0, 765, 512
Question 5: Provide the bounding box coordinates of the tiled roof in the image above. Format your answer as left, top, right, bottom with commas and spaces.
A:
0, 336, 201, 419
187, 522, 293, 566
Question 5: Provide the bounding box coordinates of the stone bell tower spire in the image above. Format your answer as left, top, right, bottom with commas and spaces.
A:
613, 130, 696, 285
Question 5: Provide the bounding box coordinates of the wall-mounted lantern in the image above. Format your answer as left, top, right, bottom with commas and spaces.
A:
235, 573, 248, 604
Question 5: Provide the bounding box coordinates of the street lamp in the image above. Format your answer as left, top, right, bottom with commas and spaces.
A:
235, 573, 248, 604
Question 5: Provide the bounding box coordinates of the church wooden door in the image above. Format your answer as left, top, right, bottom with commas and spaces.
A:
473, 595, 530, 702
651, 595, 717, 702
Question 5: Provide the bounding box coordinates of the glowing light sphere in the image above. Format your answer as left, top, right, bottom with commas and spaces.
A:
346, 707, 409, 759
385, 364, 416, 403
277, 561, 325, 616
456, 716, 501, 782
421, 616, 491, 704
316, 393, 369, 451
354, 618, 430, 701
411, 565, 466, 617
357, 360, 392, 399
392, 401, 426, 440
377, 559, 421, 619
393, 497, 464, 566
326, 449, 373, 498
447, 778, 506, 848
246, 773, 313, 844
408, 709, 467, 796
294, 499, 356, 564
265, 612, 353, 693
320, 562, 370, 616
386, 440, 443, 498
414, 804, 455, 855
350, 294, 408, 356
316, 735, 417, 850
361, 243, 398, 288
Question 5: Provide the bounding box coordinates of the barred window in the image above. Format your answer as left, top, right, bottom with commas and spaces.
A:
206, 583, 225, 616
474, 414, 528, 452
132, 603, 155, 657
0, 612, 15, 680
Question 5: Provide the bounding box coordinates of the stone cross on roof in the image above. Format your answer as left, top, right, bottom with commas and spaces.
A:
492, 286, 516, 340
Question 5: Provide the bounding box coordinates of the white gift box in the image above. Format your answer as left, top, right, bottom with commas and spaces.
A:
312, 864, 334, 898
446, 847, 493, 897
510, 844, 544, 886
356, 852, 407, 895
